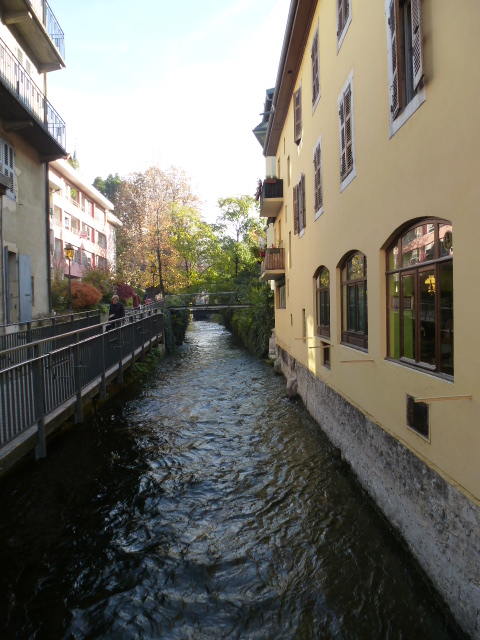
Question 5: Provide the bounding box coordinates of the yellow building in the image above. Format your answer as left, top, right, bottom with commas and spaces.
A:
255, 1, 479, 636
0, 0, 66, 324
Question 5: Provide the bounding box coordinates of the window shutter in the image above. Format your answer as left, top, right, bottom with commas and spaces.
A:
337, 0, 343, 37
301, 174, 306, 229
314, 143, 322, 212
388, 0, 402, 118
293, 184, 299, 235
294, 87, 302, 144
411, 0, 424, 90
311, 31, 320, 106
344, 86, 353, 174
339, 95, 346, 180
3, 141, 14, 197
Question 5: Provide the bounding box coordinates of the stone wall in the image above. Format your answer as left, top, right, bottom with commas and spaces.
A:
277, 347, 480, 639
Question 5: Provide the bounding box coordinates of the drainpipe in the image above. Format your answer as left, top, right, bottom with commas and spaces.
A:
0, 174, 10, 325
45, 162, 52, 313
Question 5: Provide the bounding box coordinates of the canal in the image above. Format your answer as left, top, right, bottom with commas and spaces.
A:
0, 322, 461, 639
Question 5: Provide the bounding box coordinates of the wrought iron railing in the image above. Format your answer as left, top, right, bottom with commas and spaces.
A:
0, 37, 66, 149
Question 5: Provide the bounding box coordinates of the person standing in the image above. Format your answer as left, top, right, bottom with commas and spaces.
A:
107, 294, 125, 331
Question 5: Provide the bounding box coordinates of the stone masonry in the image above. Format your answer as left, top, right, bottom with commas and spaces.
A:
278, 347, 480, 639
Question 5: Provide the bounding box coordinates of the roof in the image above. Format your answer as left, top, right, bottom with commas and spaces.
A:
49, 158, 115, 211
263, 0, 318, 157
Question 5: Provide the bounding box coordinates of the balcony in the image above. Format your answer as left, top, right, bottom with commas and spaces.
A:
259, 179, 283, 218
0, 37, 66, 158
260, 247, 285, 282
0, 0, 65, 71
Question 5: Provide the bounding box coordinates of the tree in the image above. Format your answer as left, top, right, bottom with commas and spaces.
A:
93, 173, 123, 204
216, 196, 263, 279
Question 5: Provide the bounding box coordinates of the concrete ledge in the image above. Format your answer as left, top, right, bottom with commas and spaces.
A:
278, 346, 480, 639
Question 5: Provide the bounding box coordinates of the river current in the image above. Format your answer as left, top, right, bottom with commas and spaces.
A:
0, 322, 461, 639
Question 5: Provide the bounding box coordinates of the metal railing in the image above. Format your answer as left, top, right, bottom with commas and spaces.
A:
163, 292, 250, 310
0, 311, 100, 366
0, 307, 164, 456
30, 0, 65, 60
0, 37, 66, 149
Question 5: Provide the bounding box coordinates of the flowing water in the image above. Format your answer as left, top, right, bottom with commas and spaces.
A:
0, 322, 461, 639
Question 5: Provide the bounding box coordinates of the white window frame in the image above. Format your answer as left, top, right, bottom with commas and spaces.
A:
337, 0, 352, 52
313, 135, 324, 220
1, 139, 15, 200
338, 70, 356, 192
385, 0, 426, 139
293, 83, 302, 145
311, 22, 321, 114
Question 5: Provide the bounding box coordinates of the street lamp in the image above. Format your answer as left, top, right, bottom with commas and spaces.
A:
64, 243, 75, 312
150, 262, 157, 289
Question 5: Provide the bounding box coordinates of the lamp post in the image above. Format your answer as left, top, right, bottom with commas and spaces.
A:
64, 243, 75, 312
150, 262, 157, 289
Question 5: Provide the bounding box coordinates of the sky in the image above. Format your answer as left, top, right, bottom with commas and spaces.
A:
47, 0, 291, 222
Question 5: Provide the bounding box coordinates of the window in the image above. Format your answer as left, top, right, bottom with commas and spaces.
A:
322, 342, 331, 368
337, 0, 352, 50
71, 217, 80, 234
1, 139, 15, 199
277, 282, 286, 309
53, 205, 62, 224
82, 250, 92, 269
97, 256, 107, 269
96, 231, 106, 249
338, 72, 356, 191
315, 267, 330, 337
386, 0, 425, 136
341, 252, 368, 349
387, 220, 453, 377
293, 85, 302, 145
293, 174, 306, 236
313, 136, 323, 218
311, 25, 320, 112
64, 215, 70, 230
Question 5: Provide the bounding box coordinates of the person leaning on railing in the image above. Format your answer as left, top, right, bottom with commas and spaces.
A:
106, 295, 125, 331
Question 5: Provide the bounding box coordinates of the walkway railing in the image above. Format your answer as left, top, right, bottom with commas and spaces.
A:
0, 307, 163, 461
30, 0, 65, 59
164, 292, 250, 310
0, 311, 101, 368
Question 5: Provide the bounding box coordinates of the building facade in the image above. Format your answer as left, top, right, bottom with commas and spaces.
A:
0, 0, 66, 325
256, 1, 479, 636
49, 159, 119, 280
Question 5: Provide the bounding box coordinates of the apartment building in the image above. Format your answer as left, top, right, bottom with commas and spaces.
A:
255, 1, 479, 636
49, 159, 120, 278
0, 0, 66, 325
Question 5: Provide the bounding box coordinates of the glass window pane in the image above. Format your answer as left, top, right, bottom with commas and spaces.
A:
419, 269, 436, 366
439, 262, 453, 375
388, 274, 400, 358
348, 285, 355, 330
402, 274, 415, 360
357, 283, 364, 333
348, 254, 364, 280
439, 224, 453, 259
320, 268, 329, 288
402, 224, 435, 266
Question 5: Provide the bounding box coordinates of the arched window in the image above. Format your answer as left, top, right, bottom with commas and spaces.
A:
386, 220, 453, 377
341, 252, 367, 349
315, 267, 330, 337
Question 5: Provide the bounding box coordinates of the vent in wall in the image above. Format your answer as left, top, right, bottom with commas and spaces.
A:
406, 394, 429, 439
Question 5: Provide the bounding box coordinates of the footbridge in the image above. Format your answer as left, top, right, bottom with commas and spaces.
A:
163, 292, 251, 312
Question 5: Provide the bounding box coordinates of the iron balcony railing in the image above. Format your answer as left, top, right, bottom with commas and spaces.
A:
31, 0, 65, 59
0, 37, 66, 148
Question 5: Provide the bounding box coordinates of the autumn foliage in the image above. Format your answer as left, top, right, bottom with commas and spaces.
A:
70, 281, 102, 309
